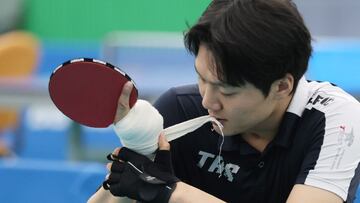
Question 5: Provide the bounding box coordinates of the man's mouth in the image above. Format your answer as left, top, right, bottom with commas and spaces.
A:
212, 118, 226, 125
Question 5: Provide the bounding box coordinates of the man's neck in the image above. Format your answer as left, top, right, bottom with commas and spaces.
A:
242, 93, 294, 152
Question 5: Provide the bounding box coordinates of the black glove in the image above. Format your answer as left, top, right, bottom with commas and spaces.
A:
103, 147, 179, 203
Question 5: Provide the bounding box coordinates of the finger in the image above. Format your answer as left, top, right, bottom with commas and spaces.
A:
119, 81, 133, 108
109, 180, 126, 197
103, 179, 111, 190
155, 133, 172, 169
114, 81, 133, 123
106, 162, 112, 171
106, 153, 119, 161
107, 173, 125, 194
108, 172, 122, 181
102, 173, 122, 190
112, 147, 121, 155
158, 133, 170, 151
106, 148, 122, 161
110, 161, 126, 173
154, 149, 172, 169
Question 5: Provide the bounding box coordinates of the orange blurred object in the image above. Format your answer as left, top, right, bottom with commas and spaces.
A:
0, 30, 39, 76
0, 31, 39, 155
0, 108, 18, 130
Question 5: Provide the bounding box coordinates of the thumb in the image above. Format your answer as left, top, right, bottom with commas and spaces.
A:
113, 81, 133, 124
158, 133, 170, 151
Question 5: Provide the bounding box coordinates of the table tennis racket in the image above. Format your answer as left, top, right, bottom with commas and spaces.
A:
49, 58, 138, 128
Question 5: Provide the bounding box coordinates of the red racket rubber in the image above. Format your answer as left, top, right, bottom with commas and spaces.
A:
49, 58, 138, 128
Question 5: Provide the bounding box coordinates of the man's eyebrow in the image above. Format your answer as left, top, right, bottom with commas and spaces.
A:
194, 64, 230, 87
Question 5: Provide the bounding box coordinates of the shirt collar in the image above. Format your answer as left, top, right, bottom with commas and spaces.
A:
217, 134, 260, 154
286, 76, 310, 117
272, 76, 310, 148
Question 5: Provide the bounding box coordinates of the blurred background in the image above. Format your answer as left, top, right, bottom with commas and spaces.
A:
0, 0, 359, 202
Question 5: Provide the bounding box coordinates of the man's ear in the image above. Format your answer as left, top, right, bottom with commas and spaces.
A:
272, 73, 294, 99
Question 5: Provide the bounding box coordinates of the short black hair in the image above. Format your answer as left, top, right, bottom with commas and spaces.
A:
184, 0, 312, 96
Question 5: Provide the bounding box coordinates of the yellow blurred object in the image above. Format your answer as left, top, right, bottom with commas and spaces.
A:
0, 141, 11, 156
0, 108, 18, 130
0, 31, 39, 155
0, 31, 39, 76
0, 30, 39, 130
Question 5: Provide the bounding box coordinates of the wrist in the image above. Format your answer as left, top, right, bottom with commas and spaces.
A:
168, 182, 184, 203
147, 182, 177, 203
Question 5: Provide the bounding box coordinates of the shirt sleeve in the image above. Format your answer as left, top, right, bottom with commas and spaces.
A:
296, 100, 360, 201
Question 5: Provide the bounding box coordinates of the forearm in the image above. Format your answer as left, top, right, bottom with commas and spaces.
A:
169, 182, 225, 203
87, 186, 135, 203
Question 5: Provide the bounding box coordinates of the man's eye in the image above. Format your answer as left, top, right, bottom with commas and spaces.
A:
221, 92, 236, 96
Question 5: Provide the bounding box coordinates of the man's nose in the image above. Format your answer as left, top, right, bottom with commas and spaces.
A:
201, 87, 221, 112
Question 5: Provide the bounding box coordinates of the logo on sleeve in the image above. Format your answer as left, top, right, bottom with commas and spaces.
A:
197, 151, 240, 182
338, 125, 354, 147
331, 125, 354, 169
307, 92, 334, 106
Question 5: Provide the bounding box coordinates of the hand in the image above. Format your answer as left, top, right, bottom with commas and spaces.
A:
113, 81, 133, 124
103, 134, 179, 203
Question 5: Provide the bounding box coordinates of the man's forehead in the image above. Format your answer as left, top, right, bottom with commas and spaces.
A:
195, 47, 218, 76
195, 44, 244, 88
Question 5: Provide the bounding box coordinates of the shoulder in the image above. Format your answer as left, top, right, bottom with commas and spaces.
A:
287, 78, 360, 134
305, 81, 360, 128
306, 80, 359, 108
153, 84, 207, 128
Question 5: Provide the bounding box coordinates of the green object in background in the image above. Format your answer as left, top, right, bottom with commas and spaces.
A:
23, 0, 211, 40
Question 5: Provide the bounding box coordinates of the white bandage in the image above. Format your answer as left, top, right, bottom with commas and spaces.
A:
113, 99, 223, 155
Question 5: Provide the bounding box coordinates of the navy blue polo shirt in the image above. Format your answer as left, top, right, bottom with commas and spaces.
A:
153, 77, 360, 203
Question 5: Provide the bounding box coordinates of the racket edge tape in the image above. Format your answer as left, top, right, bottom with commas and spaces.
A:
50, 58, 138, 86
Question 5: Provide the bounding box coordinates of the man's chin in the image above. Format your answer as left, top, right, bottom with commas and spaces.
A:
212, 124, 237, 136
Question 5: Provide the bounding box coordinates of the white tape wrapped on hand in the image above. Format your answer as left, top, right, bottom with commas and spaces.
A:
113, 99, 223, 155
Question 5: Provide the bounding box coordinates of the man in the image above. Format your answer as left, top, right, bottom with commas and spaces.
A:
88, 0, 360, 202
